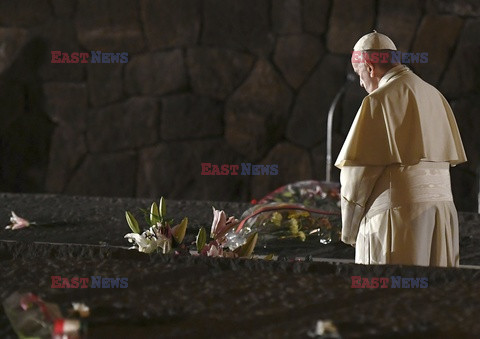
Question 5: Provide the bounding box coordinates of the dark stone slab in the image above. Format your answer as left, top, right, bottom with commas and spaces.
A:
75, 0, 145, 52
327, 0, 375, 53
377, 0, 423, 52
273, 34, 325, 89
141, 0, 200, 50
51, 0, 76, 18
440, 19, 480, 99
0, 193, 251, 246
251, 142, 312, 200
0, 241, 479, 338
87, 63, 123, 107
272, 0, 302, 34
45, 126, 87, 193
340, 82, 365, 136
449, 96, 480, 212
186, 48, 255, 100
0, 28, 31, 75
86, 97, 159, 152
411, 15, 463, 86
43, 82, 88, 130
0, 0, 52, 26
427, 0, 480, 17
36, 19, 86, 82
0, 193, 479, 337
65, 153, 137, 197
303, 0, 330, 35
286, 55, 347, 148
161, 94, 223, 140
125, 50, 187, 96
225, 59, 292, 159
202, 0, 274, 55
136, 140, 250, 201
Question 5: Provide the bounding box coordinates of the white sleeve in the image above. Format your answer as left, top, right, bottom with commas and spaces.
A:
339, 165, 385, 245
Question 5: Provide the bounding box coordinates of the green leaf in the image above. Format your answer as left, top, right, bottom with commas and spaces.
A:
150, 202, 160, 225
171, 217, 188, 244
125, 211, 140, 234
234, 232, 258, 258
264, 253, 274, 261
159, 196, 167, 220
196, 227, 206, 253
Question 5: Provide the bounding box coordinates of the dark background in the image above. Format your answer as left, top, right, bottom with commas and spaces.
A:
0, 0, 479, 211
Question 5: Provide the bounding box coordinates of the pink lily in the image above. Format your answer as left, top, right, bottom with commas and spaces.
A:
5, 211, 30, 230
210, 207, 239, 245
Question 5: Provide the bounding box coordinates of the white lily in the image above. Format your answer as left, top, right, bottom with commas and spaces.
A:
156, 234, 172, 254
206, 242, 223, 257
124, 233, 158, 253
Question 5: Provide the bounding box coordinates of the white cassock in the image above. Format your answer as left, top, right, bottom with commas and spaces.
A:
335, 64, 467, 267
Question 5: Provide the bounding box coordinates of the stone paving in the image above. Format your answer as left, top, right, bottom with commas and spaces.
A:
1, 193, 480, 337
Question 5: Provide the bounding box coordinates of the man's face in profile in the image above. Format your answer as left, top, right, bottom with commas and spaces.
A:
351, 57, 379, 94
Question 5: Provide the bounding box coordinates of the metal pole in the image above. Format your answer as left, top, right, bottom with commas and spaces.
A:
326, 74, 355, 183
477, 165, 480, 214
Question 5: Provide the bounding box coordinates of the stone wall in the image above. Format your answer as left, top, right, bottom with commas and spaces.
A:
0, 0, 479, 210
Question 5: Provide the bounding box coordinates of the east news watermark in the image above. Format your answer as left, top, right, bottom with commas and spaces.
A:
51, 276, 128, 288
351, 51, 428, 64
51, 51, 128, 64
201, 163, 278, 176
351, 275, 428, 288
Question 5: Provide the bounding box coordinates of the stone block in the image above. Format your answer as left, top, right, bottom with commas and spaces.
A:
377, 0, 423, 52
286, 55, 347, 148
427, 0, 480, 17
303, 0, 330, 35
327, 0, 375, 53
51, 0, 76, 18
43, 82, 88, 130
45, 125, 87, 193
225, 59, 292, 159
250, 142, 312, 199
141, 0, 200, 49
0, 0, 52, 26
441, 19, 480, 99
87, 62, 123, 106
76, 0, 145, 52
411, 15, 463, 86
36, 19, 85, 82
161, 94, 223, 140
65, 152, 137, 197
340, 83, 365, 136
272, 0, 302, 34
273, 34, 324, 89
137, 140, 249, 201
86, 97, 160, 152
0, 28, 30, 75
202, 0, 273, 55
125, 50, 187, 96
186, 48, 254, 100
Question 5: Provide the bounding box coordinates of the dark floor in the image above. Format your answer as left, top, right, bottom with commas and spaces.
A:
1, 193, 479, 338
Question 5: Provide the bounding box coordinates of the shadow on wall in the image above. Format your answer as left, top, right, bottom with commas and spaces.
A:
0, 37, 53, 193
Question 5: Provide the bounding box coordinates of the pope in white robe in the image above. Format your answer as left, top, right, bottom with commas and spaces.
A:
335, 32, 467, 267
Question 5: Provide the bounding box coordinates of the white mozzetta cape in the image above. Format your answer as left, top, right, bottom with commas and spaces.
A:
335, 65, 467, 267
335, 65, 466, 168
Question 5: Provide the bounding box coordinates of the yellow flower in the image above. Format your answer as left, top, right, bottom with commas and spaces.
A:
289, 219, 299, 234
271, 212, 282, 226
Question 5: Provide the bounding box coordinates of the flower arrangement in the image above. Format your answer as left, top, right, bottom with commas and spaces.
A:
124, 197, 188, 254
124, 199, 258, 258
195, 207, 258, 258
